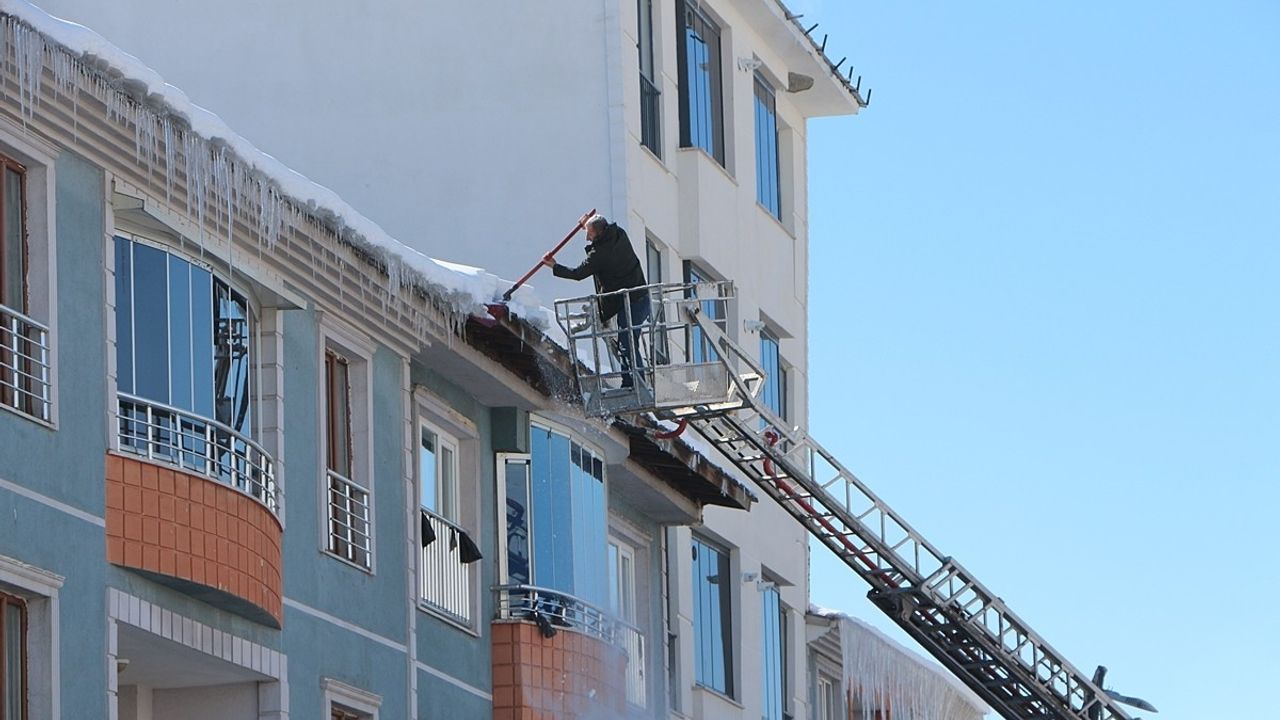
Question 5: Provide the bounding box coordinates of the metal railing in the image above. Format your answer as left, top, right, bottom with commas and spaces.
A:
493, 584, 619, 644
555, 281, 753, 419
420, 508, 474, 626
116, 393, 277, 513
640, 73, 662, 156
327, 469, 371, 569
0, 303, 50, 422
617, 619, 647, 708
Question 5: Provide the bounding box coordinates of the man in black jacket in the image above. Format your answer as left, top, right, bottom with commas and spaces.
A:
543, 214, 650, 387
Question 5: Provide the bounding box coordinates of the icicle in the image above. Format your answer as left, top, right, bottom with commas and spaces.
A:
161, 117, 176, 202
836, 614, 986, 720
12, 21, 44, 117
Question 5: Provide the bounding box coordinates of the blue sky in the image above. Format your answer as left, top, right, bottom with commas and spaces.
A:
796, 2, 1278, 718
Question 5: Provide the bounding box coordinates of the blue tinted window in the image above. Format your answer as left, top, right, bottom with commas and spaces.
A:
679, 3, 724, 165
754, 74, 781, 218
692, 536, 734, 695
761, 585, 785, 720
113, 237, 134, 395
113, 238, 247, 431
131, 243, 170, 404
190, 268, 214, 419
505, 458, 532, 585
760, 332, 786, 421
520, 425, 608, 606
168, 255, 192, 411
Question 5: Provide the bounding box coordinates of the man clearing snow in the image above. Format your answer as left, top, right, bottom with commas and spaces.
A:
542, 214, 649, 387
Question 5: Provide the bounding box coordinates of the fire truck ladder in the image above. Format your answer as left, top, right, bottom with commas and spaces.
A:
554, 282, 1140, 720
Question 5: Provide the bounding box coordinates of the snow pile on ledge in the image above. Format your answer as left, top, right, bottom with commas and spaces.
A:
809, 604, 990, 720
0, 0, 546, 324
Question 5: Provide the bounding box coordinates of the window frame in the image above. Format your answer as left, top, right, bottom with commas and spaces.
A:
759, 328, 787, 423
418, 421, 461, 523
318, 319, 376, 573
753, 71, 782, 219
0, 555, 60, 720
0, 124, 57, 428
676, 0, 726, 166
496, 417, 610, 606
414, 388, 481, 632
0, 154, 29, 315
761, 583, 788, 720
637, 0, 662, 158
690, 534, 735, 698
683, 262, 725, 364
1, 591, 27, 720
322, 677, 380, 720
816, 673, 837, 720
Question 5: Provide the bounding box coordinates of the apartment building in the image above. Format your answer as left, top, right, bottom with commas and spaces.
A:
25, 2, 866, 717
0, 5, 760, 718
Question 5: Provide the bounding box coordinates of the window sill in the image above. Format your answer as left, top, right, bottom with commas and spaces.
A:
640, 142, 671, 175
416, 602, 480, 638
756, 201, 796, 239
323, 549, 374, 575
678, 146, 738, 187
0, 401, 55, 430
694, 683, 742, 709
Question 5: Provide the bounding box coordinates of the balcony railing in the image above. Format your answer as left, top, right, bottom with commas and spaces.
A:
494, 584, 617, 643
0, 304, 50, 422
640, 73, 661, 156
327, 469, 371, 569
420, 508, 474, 626
617, 619, 647, 708
116, 393, 277, 514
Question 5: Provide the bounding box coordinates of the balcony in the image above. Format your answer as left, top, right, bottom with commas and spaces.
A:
0, 303, 50, 422
420, 508, 476, 626
492, 585, 644, 716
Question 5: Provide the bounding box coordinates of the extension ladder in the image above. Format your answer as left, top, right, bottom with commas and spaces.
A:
554, 282, 1138, 720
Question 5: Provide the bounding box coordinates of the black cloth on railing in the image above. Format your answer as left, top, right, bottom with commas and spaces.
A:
420, 513, 437, 547
450, 527, 483, 564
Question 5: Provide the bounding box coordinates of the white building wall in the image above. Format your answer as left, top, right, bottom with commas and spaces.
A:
36, 2, 857, 718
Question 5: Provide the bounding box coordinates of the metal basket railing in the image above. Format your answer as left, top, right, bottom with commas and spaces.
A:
554, 281, 761, 418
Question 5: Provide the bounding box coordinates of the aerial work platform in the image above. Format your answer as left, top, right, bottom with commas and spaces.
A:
554, 282, 1148, 720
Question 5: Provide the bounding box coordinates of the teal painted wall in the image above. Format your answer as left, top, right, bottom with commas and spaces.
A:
0, 151, 109, 719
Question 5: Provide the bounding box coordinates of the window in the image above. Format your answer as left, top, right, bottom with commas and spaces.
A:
0, 155, 42, 421
684, 263, 723, 364
760, 330, 787, 421
677, 1, 724, 165
645, 239, 669, 363
691, 536, 733, 697
638, 0, 661, 156
761, 585, 786, 720
114, 237, 253, 433
501, 423, 608, 608
1, 592, 25, 720
325, 349, 370, 570
0, 156, 27, 315
608, 541, 637, 623
322, 677, 380, 720
419, 425, 458, 522
816, 674, 837, 720
419, 420, 475, 625
114, 237, 274, 505
0, 136, 53, 425
754, 73, 781, 218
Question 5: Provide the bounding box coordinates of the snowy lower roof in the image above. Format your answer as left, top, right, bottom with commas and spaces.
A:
809, 604, 991, 720
0, 0, 547, 325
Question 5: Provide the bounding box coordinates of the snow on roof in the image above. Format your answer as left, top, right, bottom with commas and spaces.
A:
0, 0, 548, 324
809, 604, 992, 720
